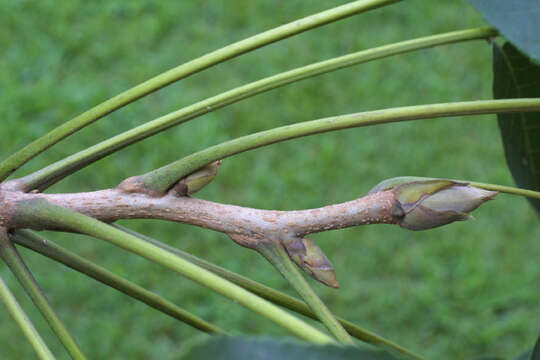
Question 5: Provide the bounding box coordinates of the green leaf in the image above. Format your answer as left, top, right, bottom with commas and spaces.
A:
531, 331, 540, 360
511, 332, 540, 360
493, 42, 540, 212
468, 0, 540, 63
181, 337, 404, 360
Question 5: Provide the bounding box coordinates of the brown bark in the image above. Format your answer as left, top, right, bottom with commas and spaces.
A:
0, 183, 398, 245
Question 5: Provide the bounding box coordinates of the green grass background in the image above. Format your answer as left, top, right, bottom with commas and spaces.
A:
1, 0, 539, 359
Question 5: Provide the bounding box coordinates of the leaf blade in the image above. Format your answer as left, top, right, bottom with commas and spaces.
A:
493, 42, 540, 212
468, 0, 540, 63
531, 331, 540, 360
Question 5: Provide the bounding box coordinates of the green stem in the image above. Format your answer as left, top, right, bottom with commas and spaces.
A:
134, 98, 540, 194
15, 200, 335, 344
467, 181, 540, 200
113, 224, 424, 359
0, 0, 399, 183
0, 274, 55, 360
0, 230, 85, 360
256, 242, 354, 344
17, 26, 497, 192
10, 230, 226, 335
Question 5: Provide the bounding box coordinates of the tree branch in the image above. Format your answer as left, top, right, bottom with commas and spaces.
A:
1, 186, 397, 242
0, 176, 497, 288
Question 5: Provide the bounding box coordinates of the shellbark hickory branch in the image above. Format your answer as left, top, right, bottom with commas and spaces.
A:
1, 175, 497, 288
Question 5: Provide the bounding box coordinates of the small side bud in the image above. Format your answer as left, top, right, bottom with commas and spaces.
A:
171, 160, 222, 197
283, 237, 339, 288
391, 180, 497, 230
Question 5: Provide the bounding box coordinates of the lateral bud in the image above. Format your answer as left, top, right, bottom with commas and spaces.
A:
170, 160, 222, 197
282, 237, 339, 288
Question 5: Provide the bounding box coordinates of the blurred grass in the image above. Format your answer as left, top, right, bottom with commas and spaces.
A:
0, 0, 539, 359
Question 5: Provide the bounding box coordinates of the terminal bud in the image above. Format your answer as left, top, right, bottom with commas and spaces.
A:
389, 179, 498, 230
